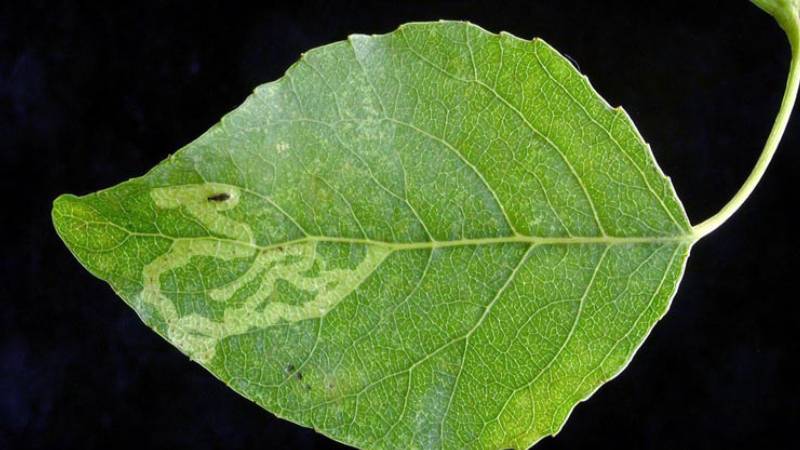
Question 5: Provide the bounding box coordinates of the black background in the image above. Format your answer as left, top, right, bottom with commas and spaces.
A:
2, 1, 798, 449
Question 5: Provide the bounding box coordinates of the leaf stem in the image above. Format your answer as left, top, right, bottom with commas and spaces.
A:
692, 1, 800, 239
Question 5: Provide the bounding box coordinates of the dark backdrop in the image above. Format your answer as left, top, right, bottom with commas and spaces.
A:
2, 1, 797, 449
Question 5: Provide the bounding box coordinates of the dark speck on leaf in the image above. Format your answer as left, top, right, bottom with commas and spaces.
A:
285, 364, 303, 381
207, 192, 230, 202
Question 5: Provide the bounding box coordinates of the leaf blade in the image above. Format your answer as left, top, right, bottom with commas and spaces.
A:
53, 21, 693, 449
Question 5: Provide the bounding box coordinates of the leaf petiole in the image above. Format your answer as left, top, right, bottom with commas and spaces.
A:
693, 0, 800, 239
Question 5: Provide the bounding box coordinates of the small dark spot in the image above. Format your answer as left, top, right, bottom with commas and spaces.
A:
207, 192, 230, 202
303, 384, 311, 391
285, 364, 304, 381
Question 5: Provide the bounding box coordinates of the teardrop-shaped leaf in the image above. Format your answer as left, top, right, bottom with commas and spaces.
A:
52, 22, 694, 450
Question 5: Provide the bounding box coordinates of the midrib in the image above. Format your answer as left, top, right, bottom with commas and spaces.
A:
137, 233, 696, 252
302, 234, 695, 250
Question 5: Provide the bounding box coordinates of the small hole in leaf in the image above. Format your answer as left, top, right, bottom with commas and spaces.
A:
207, 192, 230, 202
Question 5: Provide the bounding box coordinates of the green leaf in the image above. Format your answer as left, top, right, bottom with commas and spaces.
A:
52, 22, 694, 449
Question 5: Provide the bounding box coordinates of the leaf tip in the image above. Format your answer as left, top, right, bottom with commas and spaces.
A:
51, 193, 96, 274
51, 193, 79, 238
51, 192, 129, 278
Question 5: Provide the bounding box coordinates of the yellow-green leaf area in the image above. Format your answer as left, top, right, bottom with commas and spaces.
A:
52, 21, 693, 450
